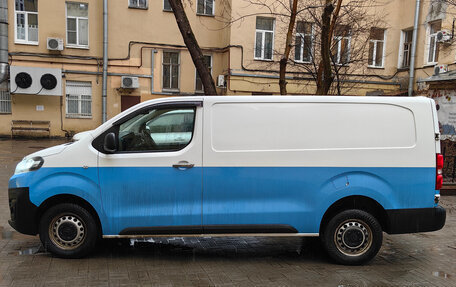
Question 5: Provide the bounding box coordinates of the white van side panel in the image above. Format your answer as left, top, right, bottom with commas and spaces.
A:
211, 102, 416, 151
203, 97, 435, 168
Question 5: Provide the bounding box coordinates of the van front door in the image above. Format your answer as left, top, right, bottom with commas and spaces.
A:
97, 102, 203, 235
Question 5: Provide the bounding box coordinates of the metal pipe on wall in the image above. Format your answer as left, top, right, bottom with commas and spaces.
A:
0, 0, 8, 84
102, 0, 108, 122
408, 0, 421, 97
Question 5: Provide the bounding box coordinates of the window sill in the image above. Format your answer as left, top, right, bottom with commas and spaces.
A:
66, 45, 90, 50
423, 63, 437, 68
162, 89, 180, 93
294, 60, 312, 64
397, 67, 409, 71
163, 9, 173, 12
196, 13, 215, 17
254, 58, 274, 62
0, 112, 12, 115
367, 66, 385, 69
66, 115, 92, 119
128, 6, 148, 10
14, 41, 39, 46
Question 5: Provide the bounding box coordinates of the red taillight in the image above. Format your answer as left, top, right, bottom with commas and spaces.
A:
436, 153, 444, 190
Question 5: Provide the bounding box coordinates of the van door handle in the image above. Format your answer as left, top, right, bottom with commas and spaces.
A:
172, 161, 194, 170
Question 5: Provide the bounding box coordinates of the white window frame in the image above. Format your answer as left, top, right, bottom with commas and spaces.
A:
254, 18, 275, 61
295, 22, 313, 63
163, 0, 172, 11
333, 34, 351, 65
162, 51, 180, 92
66, 2, 89, 49
128, 0, 148, 9
368, 29, 386, 68
196, 0, 214, 16
425, 21, 441, 65
398, 29, 413, 68
65, 81, 92, 119
14, 0, 39, 45
195, 55, 212, 93
0, 84, 11, 114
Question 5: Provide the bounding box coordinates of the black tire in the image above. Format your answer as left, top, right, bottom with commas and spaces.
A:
322, 209, 383, 265
39, 203, 98, 258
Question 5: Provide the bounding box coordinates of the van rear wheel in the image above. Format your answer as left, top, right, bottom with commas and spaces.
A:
39, 203, 98, 258
322, 209, 382, 265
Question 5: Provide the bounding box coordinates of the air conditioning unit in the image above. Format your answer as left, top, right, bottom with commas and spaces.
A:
10, 66, 62, 96
434, 64, 448, 76
47, 37, 64, 51
436, 30, 452, 43
217, 75, 226, 87
121, 76, 139, 89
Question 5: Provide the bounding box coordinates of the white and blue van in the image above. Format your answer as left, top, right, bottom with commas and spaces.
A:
8, 96, 446, 265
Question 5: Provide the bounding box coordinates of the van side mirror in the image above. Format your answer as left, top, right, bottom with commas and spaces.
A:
103, 132, 117, 153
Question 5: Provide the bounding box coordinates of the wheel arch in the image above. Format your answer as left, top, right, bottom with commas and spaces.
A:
319, 195, 388, 235
37, 194, 103, 237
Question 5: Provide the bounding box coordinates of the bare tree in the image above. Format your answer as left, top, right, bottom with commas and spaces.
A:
279, 0, 298, 95
224, 0, 386, 95
168, 0, 217, 95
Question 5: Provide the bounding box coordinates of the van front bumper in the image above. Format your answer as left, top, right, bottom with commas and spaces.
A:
8, 187, 39, 235
385, 206, 446, 234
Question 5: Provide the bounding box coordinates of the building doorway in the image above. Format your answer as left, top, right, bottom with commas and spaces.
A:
121, 95, 141, 112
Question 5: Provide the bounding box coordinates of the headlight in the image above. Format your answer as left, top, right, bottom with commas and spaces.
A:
14, 157, 44, 175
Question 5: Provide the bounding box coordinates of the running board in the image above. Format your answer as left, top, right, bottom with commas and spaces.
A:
103, 233, 319, 239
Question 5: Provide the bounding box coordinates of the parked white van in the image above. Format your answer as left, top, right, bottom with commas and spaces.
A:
8, 96, 446, 265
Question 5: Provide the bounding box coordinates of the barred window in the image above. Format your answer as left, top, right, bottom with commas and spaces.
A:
0, 84, 11, 114
66, 81, 92, 118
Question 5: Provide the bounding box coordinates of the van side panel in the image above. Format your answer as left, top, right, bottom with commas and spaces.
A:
203, 98, 437, 233
203, 167, 434, 233
8, 167, 107, 233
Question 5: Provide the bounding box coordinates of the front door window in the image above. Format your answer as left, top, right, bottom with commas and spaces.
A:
118, 107, 195, 152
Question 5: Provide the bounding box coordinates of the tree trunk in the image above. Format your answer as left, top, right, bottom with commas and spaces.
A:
279, 0, 299, 95
316, 1, 334, 95
168, 0, 217, 95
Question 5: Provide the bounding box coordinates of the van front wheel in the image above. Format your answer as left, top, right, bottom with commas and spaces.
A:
322, 209, 382, 265
39, 203, 98, 258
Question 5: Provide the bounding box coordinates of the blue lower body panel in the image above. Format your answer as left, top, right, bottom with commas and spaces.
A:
9, 166, 436, 235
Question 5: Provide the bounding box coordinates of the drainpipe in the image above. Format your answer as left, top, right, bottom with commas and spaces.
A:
0, 0, 8, 85
102, 0, 108, 122
408, 0, 421, 97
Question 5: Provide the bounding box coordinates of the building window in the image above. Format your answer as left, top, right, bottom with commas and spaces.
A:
197, 0, 214, 16
255, 17, 274, 60
66, 2, 89, 47
332, 25, 351, 65
368, 28, 386, 67
162, 51, 180, 91
427, 20, 441, 64
0, 84, 11, 114
163, 0, 172, 11
399, 30, 413, 68
14, 0, 38, 44
195, 55, 212, 93
129, 0, 148, 9
295, 21, 313, 63
66, 81, 92, 118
